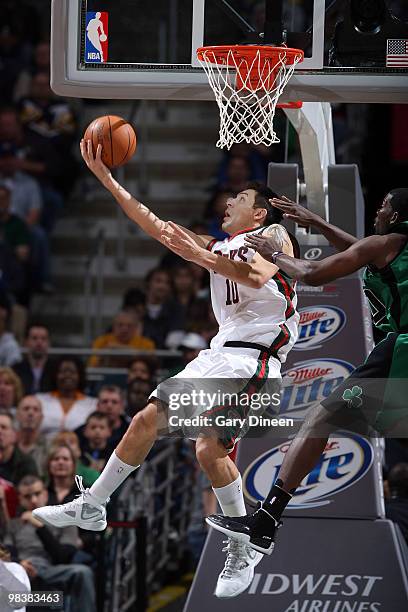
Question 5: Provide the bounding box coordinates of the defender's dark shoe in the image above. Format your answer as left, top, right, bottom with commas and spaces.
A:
206, 502, 282, 555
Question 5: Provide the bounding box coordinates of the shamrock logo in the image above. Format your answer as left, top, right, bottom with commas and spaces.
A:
342, 386, 363, 408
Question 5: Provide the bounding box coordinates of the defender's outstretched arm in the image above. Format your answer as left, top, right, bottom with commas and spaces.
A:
245, 232, 388, 286
271, 197, 358, 252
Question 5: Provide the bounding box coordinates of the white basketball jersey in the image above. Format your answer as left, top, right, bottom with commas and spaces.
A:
207, 227, 299, 363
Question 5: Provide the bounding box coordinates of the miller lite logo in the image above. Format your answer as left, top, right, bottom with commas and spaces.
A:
243, 433, 373, 508
279, 358, 355, 418
85, 12, 109, 63
294, 305, 346, 350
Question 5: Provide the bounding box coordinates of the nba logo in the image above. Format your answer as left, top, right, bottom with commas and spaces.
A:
85, 12, 108, 63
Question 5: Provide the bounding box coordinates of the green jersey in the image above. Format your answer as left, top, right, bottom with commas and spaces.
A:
363, 221, 408, 334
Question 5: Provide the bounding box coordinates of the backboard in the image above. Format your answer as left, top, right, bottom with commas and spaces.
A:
51, 0, 408, 102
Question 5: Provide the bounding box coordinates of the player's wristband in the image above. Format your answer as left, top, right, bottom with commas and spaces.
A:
271, 251, 284, 264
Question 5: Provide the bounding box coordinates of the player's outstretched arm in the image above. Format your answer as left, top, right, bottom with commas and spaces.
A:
271, 196, 358, 252
246, 233, 388, 286
80, 140, 211, 248
163, 222, 293, 288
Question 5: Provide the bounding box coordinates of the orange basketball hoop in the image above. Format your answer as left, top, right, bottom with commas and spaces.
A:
197, 45, 304, 149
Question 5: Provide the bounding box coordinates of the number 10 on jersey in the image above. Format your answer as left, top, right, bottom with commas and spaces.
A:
226, 279, 239, 305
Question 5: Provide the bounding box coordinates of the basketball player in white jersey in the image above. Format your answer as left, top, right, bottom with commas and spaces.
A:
86, 12, 106, 62
33, 141, 299, 598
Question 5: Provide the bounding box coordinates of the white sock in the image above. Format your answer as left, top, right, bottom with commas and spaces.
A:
212, 474, 246, 517
88, 451, 138, 505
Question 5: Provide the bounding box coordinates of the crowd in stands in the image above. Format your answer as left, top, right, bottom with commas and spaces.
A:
0, 316, 205, 611
1, 2, 408, 610
1, 2, 79, 355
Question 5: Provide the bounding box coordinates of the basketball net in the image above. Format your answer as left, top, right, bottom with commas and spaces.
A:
197, 45, 304, 150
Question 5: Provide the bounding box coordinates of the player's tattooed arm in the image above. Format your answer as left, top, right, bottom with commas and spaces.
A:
251, 235, 390, 285
271, 196, 358, 252
80, 140, 212, 248
244, 225, 293, 262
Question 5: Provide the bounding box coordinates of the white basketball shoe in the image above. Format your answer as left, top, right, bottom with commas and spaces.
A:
33, 476, 107, 531
215, 538, 263, 598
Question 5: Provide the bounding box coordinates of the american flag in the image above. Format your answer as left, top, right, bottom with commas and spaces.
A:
386, 39, 408, 67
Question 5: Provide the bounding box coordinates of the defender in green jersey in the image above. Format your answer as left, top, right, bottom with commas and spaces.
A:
205, 188, 408, 555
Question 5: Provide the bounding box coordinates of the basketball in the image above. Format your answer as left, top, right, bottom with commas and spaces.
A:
83, 115, 137, 168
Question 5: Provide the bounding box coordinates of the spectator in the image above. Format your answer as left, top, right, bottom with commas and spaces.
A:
385, 462, 408, 544
51, 432, 99, 488
46, 443, 80, 505
0, 243, 27, 310
75, 386, 130, 453
171, 265, 208, 330
204, 190, 233, 240
3, 475, 97, 612
13, 40, 51, 101
0, 184, 30, 303
164, 329, 188, 351
216, 143, 272, 186
46, 441, 102, 562
80, 412, 112, 473
188, 300, 218, 346
0, 480, 11, 526
94, 385, 130, 448
18, 71, 78, 173
0, 551, 30, 612
0, 477, 19, 523
0, 146, 43, 228
0, 1, 41, 103
185, 293, 211, 324
0, 109, 54, 293
46, 441, 100, 564
36, 356, 97, 438
172, 265, 197, 306
187, 262, 210, 300
0, 107, 64, 235
179, 333, 208, 364
5, 173, 51, 294
143, 268, 184, 348
0, 107, 42, 209
18, 72, 77, 148
88, 310, 155, 368
128, 357, 158, 383
168, 333, 208, 376
126, 378, 154, 419
0, 295, 22, 366
15, 396, 48, 479
121, 287, 146, 321
0, 410, 38, 484
219, 154, 252, 193
13, 323, 54, 394
0, 368, 23, 413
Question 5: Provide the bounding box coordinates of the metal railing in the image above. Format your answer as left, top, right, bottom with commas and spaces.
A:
83, 228, 106, 345
23, 348, 181, 358
102, 439, 195, 612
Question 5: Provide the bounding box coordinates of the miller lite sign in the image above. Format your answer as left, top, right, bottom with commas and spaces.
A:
243, 434, 373, 509
294, 306, 346, 350
280, 358, 355, 418
85, 11, 109, 63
